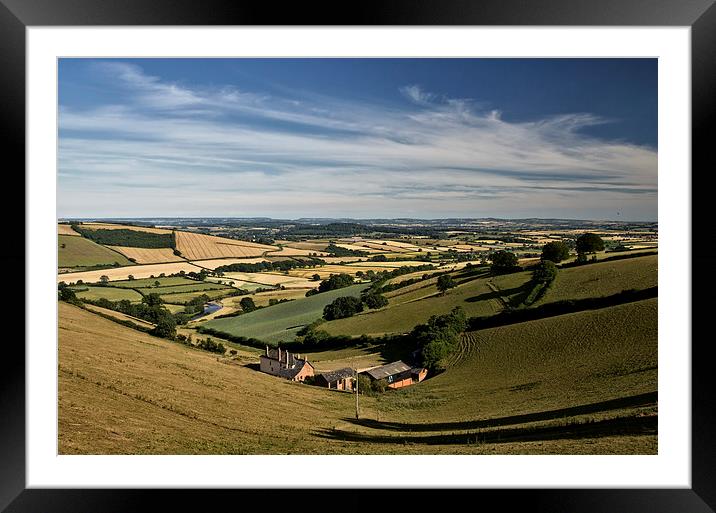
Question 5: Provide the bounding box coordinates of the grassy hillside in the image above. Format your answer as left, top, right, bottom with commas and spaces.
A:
376, 298, 657, 424
323, 271, 532, 337
202, 283, 369, 343
59, 301, 656, 454
539, 255, 657, 305
59, 235, 133, 268
70, 286, 143, 302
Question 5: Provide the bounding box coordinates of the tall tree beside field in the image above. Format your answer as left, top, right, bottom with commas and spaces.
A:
436, 275, 457, 294
490, 251, 519, 273
151, 315, 177, 339
99, 275, 109, 285
576, 233, 605, 262
142, 293, 163, 307
240, 297, 256, 312
541, 241, 570, 263
323, 296, 364, 320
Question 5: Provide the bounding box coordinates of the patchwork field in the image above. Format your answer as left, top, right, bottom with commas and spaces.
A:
174, 231, 276, 260
108, 246, 184, 264
58, 235, 134, 268
265, 247, 330, 257
160, 289, 236, 305
57, 262, 204, 284
84, 304, 156, 329
111, 276, 196, 288
203, 283, 370, 343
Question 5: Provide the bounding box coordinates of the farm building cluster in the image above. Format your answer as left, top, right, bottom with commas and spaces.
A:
259, 346, 427, 391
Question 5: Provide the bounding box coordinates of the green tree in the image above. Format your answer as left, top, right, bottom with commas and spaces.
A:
128, 275, 135, 281
99, 275, 109, 285
58, 287, 77, 302
436, 274, 457, 293
240, 297, 256, 312
312, 273, 321, 281
576, 232, 605, 261
317, 273, 355, 293
323, 296, 364, 320
490, 251, 519, 273
151, 315, 176, 339
541, 241, 570, 263
142, 293, 163, 307
363, 292, 388, 309
532, 260, 557, 283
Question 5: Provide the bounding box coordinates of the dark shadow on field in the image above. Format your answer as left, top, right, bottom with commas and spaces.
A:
340, 391, 657, 432
246, 362, 261, 371
314, 414, 657, 446
465, 282, 533, 306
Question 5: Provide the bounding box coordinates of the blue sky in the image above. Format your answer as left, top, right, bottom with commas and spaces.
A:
58, 58, 657, 220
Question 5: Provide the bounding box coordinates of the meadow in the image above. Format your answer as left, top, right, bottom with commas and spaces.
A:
203, 283, 369, 343
71, 286, 143, 302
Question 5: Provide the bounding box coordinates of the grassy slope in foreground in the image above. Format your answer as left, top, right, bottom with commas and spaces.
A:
202, 283, 369, 344
58, 234, 133, 268
59, 302, 655, 454
377, 298, 657, 427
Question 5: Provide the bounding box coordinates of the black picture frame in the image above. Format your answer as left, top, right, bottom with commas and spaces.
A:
2, 1, 714, 511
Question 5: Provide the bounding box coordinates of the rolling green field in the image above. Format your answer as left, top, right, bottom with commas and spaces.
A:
323, 271, 532, 337
59, 297, 656, 454
58, 235, 133, 268
111, 277, 197, 288
539, 255, 657, 305
203, 283, 369, 343
70, 286, 143, 302
373, 298, 657, 427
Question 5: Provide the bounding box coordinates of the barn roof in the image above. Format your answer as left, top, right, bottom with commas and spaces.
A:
363, 361, 412, 380
319, 367, 355, 383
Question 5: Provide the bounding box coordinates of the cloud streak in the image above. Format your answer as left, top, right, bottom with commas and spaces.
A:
58, 62, 657, 220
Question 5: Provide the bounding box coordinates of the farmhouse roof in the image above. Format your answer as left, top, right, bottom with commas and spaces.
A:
319, 367, 355, 383
363, 361, 412, 380
275, 360, 314, 380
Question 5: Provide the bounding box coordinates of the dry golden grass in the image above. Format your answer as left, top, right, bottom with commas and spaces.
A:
243, 288, 311, 307
57, 262, 204, 284
59, 302, 656, 454
108, 246, 184, 264
175, 231, 276, 260
80, 222, 173, 234
334, 243, 385, 254
58, 224, 80, 236
282, 241, 331, 252
219, 271, 316, 289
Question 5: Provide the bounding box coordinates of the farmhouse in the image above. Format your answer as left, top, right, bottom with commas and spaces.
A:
259, 346, 314, 382
361, 360, 427, 389
314, 368, 355, 391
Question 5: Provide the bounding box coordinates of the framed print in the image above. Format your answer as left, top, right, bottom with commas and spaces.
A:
3, 0, 715, 511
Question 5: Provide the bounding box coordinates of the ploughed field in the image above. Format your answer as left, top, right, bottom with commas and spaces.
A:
59, 301, 656, 454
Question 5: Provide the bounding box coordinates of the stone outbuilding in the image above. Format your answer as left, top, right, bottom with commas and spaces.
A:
314, 368, 355, 391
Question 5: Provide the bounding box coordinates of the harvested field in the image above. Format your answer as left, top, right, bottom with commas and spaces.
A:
58, 235, 133, 268
58, 224, 80, 236
57, 262, 204, 284
174, 231, 276, 260
206, 278, 272, 291
108, 246, 184, 264
79, 222, 173, 234
84, 304, 156, 329
189, 258, 268, 270
71, 286, 143, 302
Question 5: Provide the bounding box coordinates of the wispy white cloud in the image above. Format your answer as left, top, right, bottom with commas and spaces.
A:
58, 63, 657, 219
